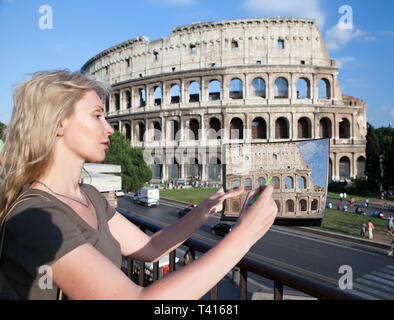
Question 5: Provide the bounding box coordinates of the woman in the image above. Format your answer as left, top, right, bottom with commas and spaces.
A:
0, 70, 277, 300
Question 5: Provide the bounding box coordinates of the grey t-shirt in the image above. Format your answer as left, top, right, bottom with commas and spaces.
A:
0, 183, 122, 299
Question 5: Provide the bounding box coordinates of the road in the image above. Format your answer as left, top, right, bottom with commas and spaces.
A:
117, 196, 394, 300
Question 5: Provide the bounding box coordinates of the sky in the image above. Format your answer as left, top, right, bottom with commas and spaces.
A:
0, 0, 393, 128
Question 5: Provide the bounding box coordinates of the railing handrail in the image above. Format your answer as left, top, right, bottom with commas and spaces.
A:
118, 210, 364, 300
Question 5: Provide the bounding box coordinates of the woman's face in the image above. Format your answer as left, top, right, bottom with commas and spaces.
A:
59, 90, 114, 163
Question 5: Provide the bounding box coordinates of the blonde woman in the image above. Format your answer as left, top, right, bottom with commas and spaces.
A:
0, 70, 277, 300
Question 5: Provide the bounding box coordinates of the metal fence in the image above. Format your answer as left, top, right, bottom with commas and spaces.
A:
119, 210, 364, 300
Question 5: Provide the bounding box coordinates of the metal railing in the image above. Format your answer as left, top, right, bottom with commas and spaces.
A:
119, 210, 364, 300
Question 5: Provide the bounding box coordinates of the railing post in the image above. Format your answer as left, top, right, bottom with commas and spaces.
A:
239, 268, 247, 300
169, 250, 176, 273
274, 281, 284, 300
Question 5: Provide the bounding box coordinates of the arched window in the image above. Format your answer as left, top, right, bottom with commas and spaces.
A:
229, 78, 243, 99
319, 117, 332, 138
251, 78, 266, 98
258, 177, 266, 185
244, 178, 252, 190
209, 80, 221, 101
189, 81, 200, 102
189, 119, 199, 140
114, 92, 120, 111
154, 86, 162, 106
339, 118, 351, 138
208, 158, 221, 181
296, 78, 310, 99
272, 176, 280, 189
285, 177, 294, 189
311, 199, 318, 211
297, 117, 311, 139
139, 88, 146, 107
286, 200, 294, 213
208, 117, 222, 139
318, 79, 331, 99
339, 156, 351, 179
298, 177, 306, 189
138, 122, 145, 142
230, 117, 243, 139
252, 117, 267, 139
153, 121, 161, 141
233, 180, 240, 190
274, 77, 288, 98
168, 158, 180, 179
300, 199, 307, 211
170, 84, 180, 104
357, 156, 366, 178
275, 117, 289, 139
125, 90, 131, 109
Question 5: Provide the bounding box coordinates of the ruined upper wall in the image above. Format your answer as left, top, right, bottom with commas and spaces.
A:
81, 17, 334, 84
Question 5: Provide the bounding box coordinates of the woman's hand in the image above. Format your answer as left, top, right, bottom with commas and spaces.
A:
234, 184, 277, 249
198, 187, 245, 218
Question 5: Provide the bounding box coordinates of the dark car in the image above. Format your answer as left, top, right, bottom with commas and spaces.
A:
210, 223, 234, 237
178, 208, 192, 218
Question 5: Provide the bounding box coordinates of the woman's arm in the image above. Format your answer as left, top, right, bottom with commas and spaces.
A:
108, 187, 245, 263
51, 185, 277, 300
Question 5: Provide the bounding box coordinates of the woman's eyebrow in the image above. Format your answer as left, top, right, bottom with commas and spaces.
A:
93, 105, 104, 112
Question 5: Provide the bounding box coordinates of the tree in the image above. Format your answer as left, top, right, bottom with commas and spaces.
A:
0, 121, 6, 139
365, 123, 381, 191
382, 135, 394, 190
103, 131, 152, 192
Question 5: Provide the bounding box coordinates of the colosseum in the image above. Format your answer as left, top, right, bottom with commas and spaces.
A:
81, 17, 367, 189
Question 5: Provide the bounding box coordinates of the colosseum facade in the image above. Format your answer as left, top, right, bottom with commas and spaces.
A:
81, 17, 367, 186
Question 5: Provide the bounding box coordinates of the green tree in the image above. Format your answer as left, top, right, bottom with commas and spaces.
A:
365, 123, 381, 191
382, 135, 394, 190
0, 121, 6, 139
103, 131, 152, 192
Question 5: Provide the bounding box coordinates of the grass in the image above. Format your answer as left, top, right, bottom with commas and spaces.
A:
160, 188, 219, 204
160, 188, 389, 238
311, 208, 387, 237
327, 191, 382, 203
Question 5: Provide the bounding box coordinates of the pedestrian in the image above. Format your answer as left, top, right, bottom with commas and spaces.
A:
0, 69, 278, 300
340, 193, 343, 202
387, 215, 393, 236
365, 198, 369, 208
360, 222, 366, 238
388, 240, 394, 256
350, 197, 355, 208
368, 220, 374, 240
337, 202, 342, 211
344, 193, 347, 200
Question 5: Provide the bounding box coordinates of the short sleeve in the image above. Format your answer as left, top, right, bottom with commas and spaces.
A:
5, 202, 88, 278
82, 184, 116, 221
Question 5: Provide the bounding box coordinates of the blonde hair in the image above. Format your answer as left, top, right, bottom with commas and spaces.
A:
0, 70, 112, 224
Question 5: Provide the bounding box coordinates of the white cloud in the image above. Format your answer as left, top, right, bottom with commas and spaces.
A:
325, 23, 367, 51
335, 57, 356, 69
242, 0, 326, 28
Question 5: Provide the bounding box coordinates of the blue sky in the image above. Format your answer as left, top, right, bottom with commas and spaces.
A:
298, 139, 329, 188
1, 0, 393, 128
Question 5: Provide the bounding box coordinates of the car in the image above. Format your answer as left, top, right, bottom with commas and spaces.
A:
210, 223, 234, 237
178, 208, 191, 218
115, 190, 125, 197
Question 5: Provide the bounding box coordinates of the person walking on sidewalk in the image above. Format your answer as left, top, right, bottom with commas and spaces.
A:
360, 222, 366, 238
387, 215, 393, 236
368, 220, 374, 240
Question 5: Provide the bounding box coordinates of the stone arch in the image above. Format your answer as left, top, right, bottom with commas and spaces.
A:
298, 176, 306, 189
274, 77, 288, 98
297, 117, 312, 139
286, 199, 295, 213
285, 176, 294, 189
209, 80, 221, 101
357, 156, 366, 178
170, 84, 180, 104
296, 77, 310, 99
339, 156, 351, 179
339, 118, 351, 138
189, 81, 200, 102
300, 199, 307, 212
208, 117, 222, 139
318, 78, 331, 99
311, 199, 318, 211
154, 86, 162, 106
229, 78, 243, 99
320, 117, 332, 138
189, 118, 200, 140
275, 117, 289, 139
251, 117, 267, 139
251, 77, 266, 98
230, 117, 244, 139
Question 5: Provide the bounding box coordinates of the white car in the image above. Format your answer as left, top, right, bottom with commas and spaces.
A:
115, 190, 125, 197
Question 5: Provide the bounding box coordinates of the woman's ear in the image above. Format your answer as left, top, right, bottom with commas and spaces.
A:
57, 117, 69, 137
